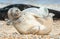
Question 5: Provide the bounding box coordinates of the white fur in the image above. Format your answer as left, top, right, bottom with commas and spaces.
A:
7, 7, 54, 35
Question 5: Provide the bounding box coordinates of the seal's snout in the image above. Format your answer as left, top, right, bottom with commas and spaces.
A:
14, 13, 18, 16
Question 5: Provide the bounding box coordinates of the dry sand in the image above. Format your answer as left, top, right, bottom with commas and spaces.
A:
0, 20, 59, 39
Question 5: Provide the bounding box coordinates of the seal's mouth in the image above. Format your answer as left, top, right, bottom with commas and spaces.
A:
13, 15, 20, 20
14, 13, 19, 17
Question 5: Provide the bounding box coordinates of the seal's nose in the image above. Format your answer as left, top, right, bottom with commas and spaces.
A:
14, 13, 18, 16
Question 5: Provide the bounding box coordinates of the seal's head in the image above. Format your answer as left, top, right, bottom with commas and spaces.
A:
8, 7, 21, 20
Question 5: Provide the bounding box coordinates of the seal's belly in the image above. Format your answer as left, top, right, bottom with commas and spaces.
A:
14, 14, 41, 33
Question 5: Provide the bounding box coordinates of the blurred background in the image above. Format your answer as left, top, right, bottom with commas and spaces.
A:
0, 0, 60, 4
0, 0, 60, 11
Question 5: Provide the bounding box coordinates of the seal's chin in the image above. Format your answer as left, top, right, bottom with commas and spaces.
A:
11, 13, 21, 20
